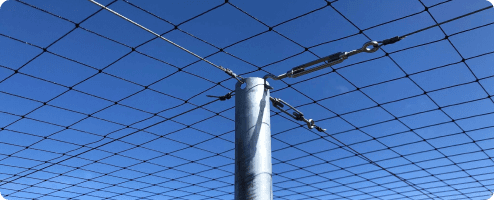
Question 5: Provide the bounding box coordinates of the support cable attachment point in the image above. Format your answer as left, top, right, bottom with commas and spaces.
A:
207, 91, 234, 101
264, 83, 273, 90
264, 79, 273, 90
223, 67, 244, 83
270, 97, 326, 132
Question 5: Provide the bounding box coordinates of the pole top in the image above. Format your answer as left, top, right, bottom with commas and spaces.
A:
236, 77, 271, 91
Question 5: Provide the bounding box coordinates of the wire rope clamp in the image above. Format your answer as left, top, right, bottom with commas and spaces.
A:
315, 126, 326, 132
206, 92, 233, 101
380, 36, 403, 45
223, 67, 244, 83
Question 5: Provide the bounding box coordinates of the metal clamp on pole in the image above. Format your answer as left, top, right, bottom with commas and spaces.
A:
264, 41, 380, 81
270, 97, 326, 132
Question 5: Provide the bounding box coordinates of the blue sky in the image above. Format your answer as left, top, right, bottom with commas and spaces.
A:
1, 0, 494, 199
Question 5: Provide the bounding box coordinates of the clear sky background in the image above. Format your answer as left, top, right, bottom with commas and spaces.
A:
1, 0, 494, 199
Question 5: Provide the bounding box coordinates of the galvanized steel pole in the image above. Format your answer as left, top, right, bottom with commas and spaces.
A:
235, 77, 273, 200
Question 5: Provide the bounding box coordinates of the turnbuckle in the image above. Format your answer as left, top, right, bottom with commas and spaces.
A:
264, 40, 381, 80
270, 97, 326, 132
